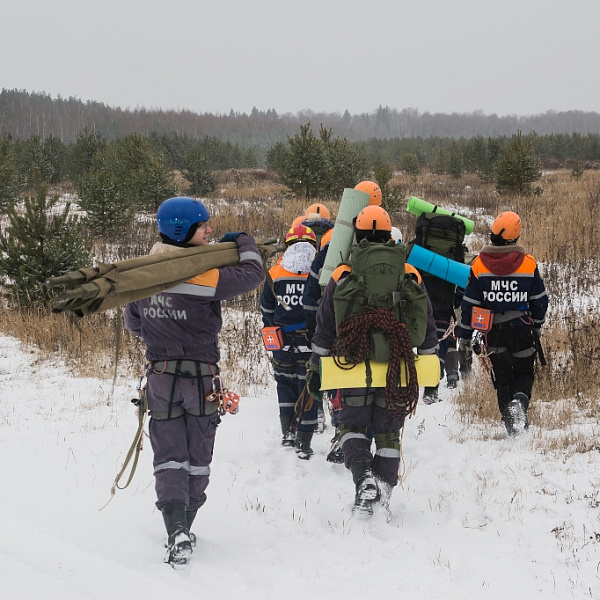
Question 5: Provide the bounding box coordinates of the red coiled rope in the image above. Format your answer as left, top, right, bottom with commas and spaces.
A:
332, 307, 419, 419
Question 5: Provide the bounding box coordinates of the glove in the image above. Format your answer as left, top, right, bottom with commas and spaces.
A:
219, 232, 245, 243
458, 338, 472, 352
305, 366, 321, 400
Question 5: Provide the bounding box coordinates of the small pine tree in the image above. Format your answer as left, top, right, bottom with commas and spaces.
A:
77, 135, 178, 236
571, 159, 584, 181
0, 169, 91, 308
373, 160, 394, 199
320, 126, 369, 198
278, 123, 326, 200
496, 130, 542, 195
448, 147, 463, 179
77, 144, 137, 236
182, 145, 218, 196
0, 138, 20, 210
432, 148, 448, 175
400, 153, 420, 177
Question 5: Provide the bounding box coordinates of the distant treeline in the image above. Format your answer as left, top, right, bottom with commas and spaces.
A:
2, 88, 600, 149
2, 89, 600, 199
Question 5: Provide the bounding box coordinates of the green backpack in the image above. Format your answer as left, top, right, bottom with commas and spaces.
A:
332, 239, 429, 362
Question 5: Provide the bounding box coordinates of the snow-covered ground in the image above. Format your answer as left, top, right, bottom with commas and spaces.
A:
1, 331, 600, 599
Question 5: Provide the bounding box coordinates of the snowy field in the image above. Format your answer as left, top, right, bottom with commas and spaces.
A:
1, 332, 600, 600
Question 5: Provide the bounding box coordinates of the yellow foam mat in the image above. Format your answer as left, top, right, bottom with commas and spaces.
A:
320, 354, 440, 390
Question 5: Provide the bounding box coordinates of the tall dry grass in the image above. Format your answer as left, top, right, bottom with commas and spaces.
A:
1, 169, 599, 452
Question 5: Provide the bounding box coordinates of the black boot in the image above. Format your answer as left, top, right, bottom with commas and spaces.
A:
186, 509, 198, 547
280, 415, 295, 447
350, 461, 379, 518
162, 500, 192, 568
326, 428, 344, 464
294, 430, 314, 460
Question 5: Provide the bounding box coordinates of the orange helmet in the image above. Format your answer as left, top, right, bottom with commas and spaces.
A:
491, 211, 521, 242
355, 205, 392, 233
354, 180, 382, 206
291, 215, 306, 228
305, 203, 331, 221
285, 223, 317, 246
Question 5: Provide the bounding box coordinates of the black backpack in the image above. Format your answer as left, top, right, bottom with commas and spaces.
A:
411, 213, 466, 263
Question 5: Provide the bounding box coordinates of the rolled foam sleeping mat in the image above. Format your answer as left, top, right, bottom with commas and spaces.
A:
319, 354, 441, 390
318, 188, 370, 287
406, 196, 475, 235
407, 244, 471, 289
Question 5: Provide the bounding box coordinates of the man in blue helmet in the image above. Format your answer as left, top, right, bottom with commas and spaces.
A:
124, 197, 265, 567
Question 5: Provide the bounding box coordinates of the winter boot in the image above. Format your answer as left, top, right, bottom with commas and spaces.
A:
186, 509, 198, 547
375, 476, 394, 521
162, 500, 193, 568
295, 430, 314, 460
280, 415, 295, 447
506, 392, 528, 436
422, 385, 440, 405
446, 371, 459, 389
350, 461, 379, 518
458, 347, 473, 378
326, 429, 344, 464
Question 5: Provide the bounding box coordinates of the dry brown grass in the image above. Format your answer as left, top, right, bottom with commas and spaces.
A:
2, 169, 600, 453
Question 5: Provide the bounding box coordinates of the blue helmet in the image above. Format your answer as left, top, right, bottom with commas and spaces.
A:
156, 197, 210, 243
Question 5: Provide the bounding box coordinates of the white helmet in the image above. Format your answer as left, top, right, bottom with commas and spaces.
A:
391, 226, 402, 244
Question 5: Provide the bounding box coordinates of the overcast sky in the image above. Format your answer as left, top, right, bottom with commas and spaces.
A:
2, 0, 599, 117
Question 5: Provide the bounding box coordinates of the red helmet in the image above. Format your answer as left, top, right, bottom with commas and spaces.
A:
285, 224, 317, 246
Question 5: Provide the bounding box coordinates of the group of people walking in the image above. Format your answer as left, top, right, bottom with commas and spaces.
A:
123, 189, 548, 566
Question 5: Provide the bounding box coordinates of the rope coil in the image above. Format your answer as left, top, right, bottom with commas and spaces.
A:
332, 307, 419, 419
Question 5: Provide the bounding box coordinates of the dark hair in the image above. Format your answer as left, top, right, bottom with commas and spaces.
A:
490, 232, 517, 246
161, 222, 201, 247
355, 229, 392, 244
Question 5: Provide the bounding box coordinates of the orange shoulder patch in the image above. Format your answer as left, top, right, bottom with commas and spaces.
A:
187, 268, 220, 288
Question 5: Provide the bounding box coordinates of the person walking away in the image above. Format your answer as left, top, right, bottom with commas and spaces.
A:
124, 197, 265, 567
407, 212, 469, 403
306, 206, 438, 517
260, 224, 318, 458
302, 203, 334, 247
303, 182, 383, 461
457, 211, 548, 436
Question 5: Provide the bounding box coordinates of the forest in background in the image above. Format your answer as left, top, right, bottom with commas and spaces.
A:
2, 88, 600, 150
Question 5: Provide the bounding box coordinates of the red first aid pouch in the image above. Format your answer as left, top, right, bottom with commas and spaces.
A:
471, 307, 494, 332
261, 326, 284, 351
